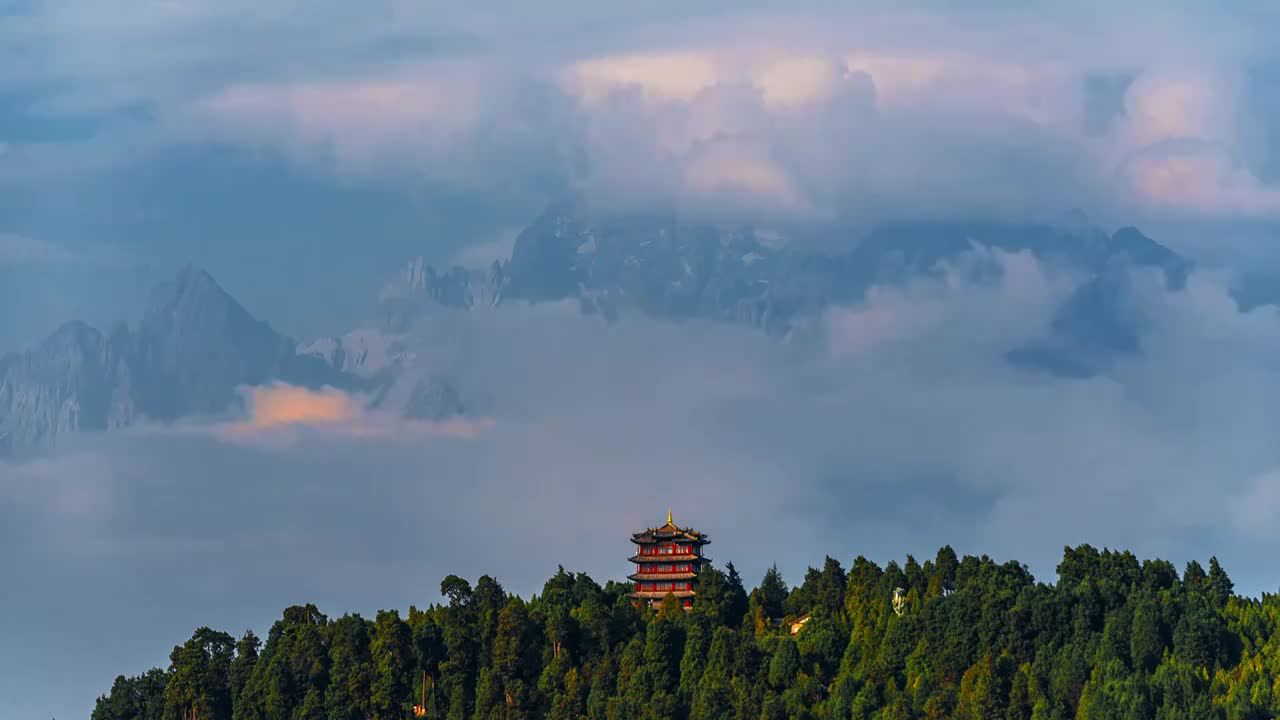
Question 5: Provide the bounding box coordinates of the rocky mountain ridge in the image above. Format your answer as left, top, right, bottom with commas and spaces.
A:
3, 205, 1199, 457
348, 204, 1192, 376
0, 266, 354, 457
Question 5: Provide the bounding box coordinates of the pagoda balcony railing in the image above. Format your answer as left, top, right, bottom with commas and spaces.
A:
629, 554, 708, 564
634, 547, 701, 557
633, 565, 698, 574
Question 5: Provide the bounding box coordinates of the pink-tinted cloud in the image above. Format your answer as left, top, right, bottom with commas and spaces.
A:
1124, 146, 1280, 215
235, 383, 358, 430
566, 51, 721, 105
218, 383, 495, 443
141, 3, 1280, 222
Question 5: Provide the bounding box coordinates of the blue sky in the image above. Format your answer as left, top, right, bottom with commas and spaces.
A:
10, 1, 1280, 718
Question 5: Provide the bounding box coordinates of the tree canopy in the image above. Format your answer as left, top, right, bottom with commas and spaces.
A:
93, 546, 1280, 720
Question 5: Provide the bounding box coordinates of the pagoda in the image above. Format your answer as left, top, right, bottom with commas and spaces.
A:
628, 510, 711, 610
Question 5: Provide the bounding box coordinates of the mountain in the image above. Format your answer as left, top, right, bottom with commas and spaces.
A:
297, 328, 413, 378
377, 256, 505, 332
0, 266, 356, 458
3, 206, 1196, 457
362, 203, 1193, 372
0, 320, 136, 457
130, 265, 350, 419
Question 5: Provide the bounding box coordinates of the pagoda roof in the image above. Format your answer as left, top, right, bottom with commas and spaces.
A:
630, 572, 699, 581
630, 554, 709, 564
631, 510, 710, 544
629, 590, 696, 599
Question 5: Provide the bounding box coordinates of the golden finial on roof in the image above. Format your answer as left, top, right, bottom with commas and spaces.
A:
667, 508, 673, 525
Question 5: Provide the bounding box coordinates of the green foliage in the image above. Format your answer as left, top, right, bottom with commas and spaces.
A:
752, 564, 788, 621
92, 668, 168, 720
164, 627, 235, 720
371, 610, 412, 718
95, 547, 1280, 720
229, 631, 259, 710
768, 638, 800, 691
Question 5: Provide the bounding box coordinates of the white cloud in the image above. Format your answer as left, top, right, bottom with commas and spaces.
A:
682, 138, 813, 215
183, 18, 1278, 223
17, 3, 1280, 717
24, 253, 1280, 584
823, 249, 1071, 359
451, 226, 521, 269
0, 233, 78, 264
1122, 144, 1280, 214
753, 55, 845, 110
188, 68, 487, 176
11, 247, 1280, 717
1121, 69, 1239, 148
13, 1, 1280, 223
566, 50, 721, 105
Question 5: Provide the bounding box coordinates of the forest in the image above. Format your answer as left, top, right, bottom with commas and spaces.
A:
91, 545, 1280, 720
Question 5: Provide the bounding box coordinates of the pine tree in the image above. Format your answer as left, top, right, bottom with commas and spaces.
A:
371, 610, 412, 719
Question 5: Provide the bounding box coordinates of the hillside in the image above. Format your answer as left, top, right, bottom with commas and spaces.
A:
92, 545, 1265, 720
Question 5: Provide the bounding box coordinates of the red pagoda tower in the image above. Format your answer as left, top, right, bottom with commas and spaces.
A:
628, 509, 710, 610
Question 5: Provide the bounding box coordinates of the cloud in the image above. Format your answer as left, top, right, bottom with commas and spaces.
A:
147, 5, 1280, 226
12, 250, 1280, 718
0, 232, 78, 264
10, 254, 1280, 624
231, 383, 360, 430
681, 138, 812, 214
187, 69, 484, 176
1122, 143, 1280, 214
10, 0, 1280, 707
823, 248, 1072, 359
12, 3, 1280, 715
451, 226, 521, 269
753, 55, 848, 110
207, 382, 496, 445
567, 51, 721, 105
12, 1, 1280, 228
